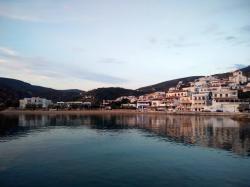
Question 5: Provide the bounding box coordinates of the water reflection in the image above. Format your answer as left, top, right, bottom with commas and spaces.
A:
0, 114, 249, 156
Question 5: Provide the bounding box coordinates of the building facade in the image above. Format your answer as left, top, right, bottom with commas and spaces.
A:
19, 97, 52, 109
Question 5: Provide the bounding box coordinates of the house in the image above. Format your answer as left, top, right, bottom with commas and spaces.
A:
178, 96, 192, 111
207, 100, 249, 112
19, 97, 52, 109
151, 99, 167, 111
191, 93, 211, 111
212, 88, 238, 101
166, 90, 189, 98
229, 70, 248, 84
166, 90, 190, 111
121, 103, 137, 109
136, 100, 151, 110
140, 92, 166, 100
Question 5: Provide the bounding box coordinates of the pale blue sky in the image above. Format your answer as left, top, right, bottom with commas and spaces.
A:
0, 0, 249, 90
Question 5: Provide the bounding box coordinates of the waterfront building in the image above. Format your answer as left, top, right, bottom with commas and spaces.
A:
207, 100, 249, 112
151, 99, 167, 111
136, 100, 151, 110
121, 103, 137, 109
191, 93, 211, 111
166, 90, 190, 111
19, 97, 52, 109
178, 96, 192, 111
212, 88, 238, 101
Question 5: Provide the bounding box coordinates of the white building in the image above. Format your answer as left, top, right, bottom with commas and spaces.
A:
19, 97, 52, 109
178, 96, 192, 111
212, 88, 238, 101
191, 93, 211, 111
203, 88, 249, 112
121, 103, 137, 109
151, 99, 167, 107
229, 71, 248, 84
136, 100, 151, 110
206, 100, 249, 112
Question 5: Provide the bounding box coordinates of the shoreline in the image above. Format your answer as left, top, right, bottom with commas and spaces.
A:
1, 109, 250, 118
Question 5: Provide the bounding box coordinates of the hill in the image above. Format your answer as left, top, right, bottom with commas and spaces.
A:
84, 87, 143, 102
137, 76, 202, 93
137, 65, 250, 93
240, 65, 250, 77
0, 77, 84, 107
0, 78, 143, 107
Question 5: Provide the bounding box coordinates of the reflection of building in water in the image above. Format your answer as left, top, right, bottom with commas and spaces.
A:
4, 114, 250, 157
19, 114, 49, 127
110, 114, 250, 156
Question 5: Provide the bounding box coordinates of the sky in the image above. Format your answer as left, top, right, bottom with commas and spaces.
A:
0, 0, 250, 91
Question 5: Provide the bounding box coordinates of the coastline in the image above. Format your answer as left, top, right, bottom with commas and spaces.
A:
1, 109, 250, 118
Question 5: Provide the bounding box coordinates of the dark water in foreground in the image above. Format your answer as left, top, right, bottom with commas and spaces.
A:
0, 114, 250, 187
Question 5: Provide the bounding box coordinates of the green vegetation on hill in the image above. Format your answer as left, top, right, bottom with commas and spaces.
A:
137, 76, 202, 93
0, 77, 84, 107
85, 87, 143, 101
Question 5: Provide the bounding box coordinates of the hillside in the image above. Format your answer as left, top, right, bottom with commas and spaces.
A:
137, 65, 250, 93
240, 66, 250, 77
0, 77, 84, 107
85, 87, 143, 101
0, 78, 144, 107
137, 76, 202, 93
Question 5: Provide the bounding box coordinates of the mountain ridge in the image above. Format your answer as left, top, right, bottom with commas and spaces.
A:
0, 77, 84, 107
0, 65, 249, 107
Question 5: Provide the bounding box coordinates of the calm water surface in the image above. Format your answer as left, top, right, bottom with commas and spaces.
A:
0, 114, 250, 187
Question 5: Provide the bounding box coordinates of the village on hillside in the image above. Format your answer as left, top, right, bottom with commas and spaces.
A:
19, 69, 250, 113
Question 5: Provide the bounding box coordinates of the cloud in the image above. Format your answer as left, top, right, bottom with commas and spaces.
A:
233, 64, 247, 69
72, 69, 127, 84
225, 36, 237, 40
217, 34, 250, 46
0, 12, 44, 22
241, 25, 250, 32
228, 64, 247, 71
71, 47, 85, 53
0, 46, 127, 84
0, 2, 98, 23
172, 42, 200, 48
202, 24, 219, 34
165, 37, 200, 49
148, 37, 158, 44
0, 5, 47, 22
98, 58, 124, 64
0, 47, 18, 56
